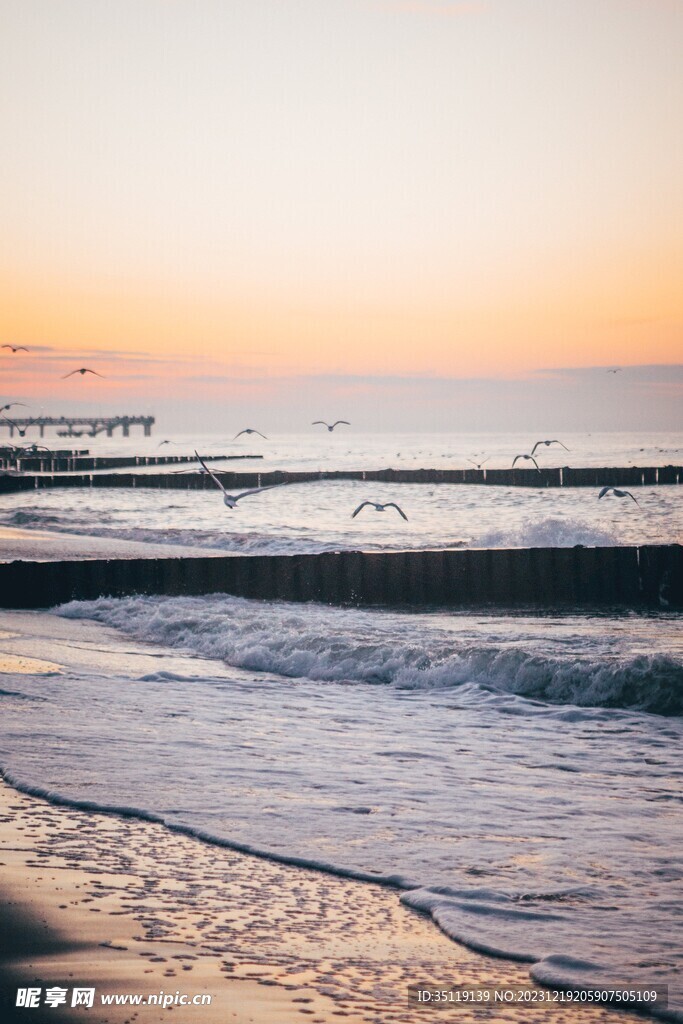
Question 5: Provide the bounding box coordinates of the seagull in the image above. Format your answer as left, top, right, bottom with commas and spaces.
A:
0, 403, 28, 412
61, 368, 105, 379
1, 412, 36, 438
195, 451, 277, 508
467, 456, 490, 469
512, 454, 540, 471
312, 420, 350, 432
18, 444, 53, 456
607, 367, 622, 374
234, 428, 268, 440
352, 500, 408, 521
598, 486, 639, 505
1, 345, 28, 353
530, 439, 570, 456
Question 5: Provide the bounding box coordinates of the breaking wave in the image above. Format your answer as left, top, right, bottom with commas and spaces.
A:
57, 595, 683, 715
475, 516, 619, 549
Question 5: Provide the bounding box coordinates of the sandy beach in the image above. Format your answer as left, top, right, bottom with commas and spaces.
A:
0, 525, 225, 562
0, 779, 633, 1024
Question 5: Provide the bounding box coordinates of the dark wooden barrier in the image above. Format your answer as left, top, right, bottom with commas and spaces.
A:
0, 545, 680, 610
0, 465, 679, 494
0, 453, 262, 473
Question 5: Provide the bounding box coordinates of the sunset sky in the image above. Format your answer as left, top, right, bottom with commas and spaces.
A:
0, 0, 681, 430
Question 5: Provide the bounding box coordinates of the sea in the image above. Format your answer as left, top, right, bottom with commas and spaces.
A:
0, 430, 681, 1020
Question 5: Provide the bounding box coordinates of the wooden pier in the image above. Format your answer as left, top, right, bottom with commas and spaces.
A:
0, 415, 154, 438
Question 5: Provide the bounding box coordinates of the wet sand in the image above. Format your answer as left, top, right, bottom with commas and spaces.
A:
0, 780, 630, 1024
0, 525, 225, 562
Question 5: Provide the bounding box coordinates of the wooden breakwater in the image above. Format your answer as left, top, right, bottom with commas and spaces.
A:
0, 465, 680, 495
0, 453, 264, 473
1, 545, 680, 610
0, 448, 88, 458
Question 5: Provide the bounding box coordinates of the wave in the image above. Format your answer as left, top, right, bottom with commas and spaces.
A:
2, 765, 679, 1023
2, 508, 626, 554
57, 595, 683, 715
402, 886, 681, 1022
475, 517, 619, 549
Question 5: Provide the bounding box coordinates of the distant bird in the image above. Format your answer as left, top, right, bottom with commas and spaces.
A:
467, 456, 490, 469
195, 451, 277, 508
0, 403, 28, 412
312, 420, 350, 432
61, 368, 105, 379
531, 439, 570, 456
1, 345, 28, 353
598, 486, 639, 505
512, 454, 540, 471
352, 500, 408, 521
158, 439, 179, 447
18, 444, 52, 456
607, 367, 622, 374
1, 413, 36, 438
234, 428, 268, 440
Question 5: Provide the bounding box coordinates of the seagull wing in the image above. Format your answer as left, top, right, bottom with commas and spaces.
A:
61, 370, 79, 379
480, 457, 490, 466
531, 442, 542, 455
254, 430, 268, 439
194, 451, 228, 495
1, 345, 11, 350
233, 430, 248, 438
624, 491, 639, 505
16, 347, 28, 352
352, 501, 373, 518
385, 503, 408, 521
233, 485, 278, 502
530, 456, 540, 471
311, 421, 327, 427
512, 455, 522, 467
86, 369, 105, 377
552, 440, 570, 451
598, 486, 612, 499
1, 413, 17, 428
332, 421, 350, 428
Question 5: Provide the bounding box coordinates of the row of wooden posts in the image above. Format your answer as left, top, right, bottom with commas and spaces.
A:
0, 545, 680, 609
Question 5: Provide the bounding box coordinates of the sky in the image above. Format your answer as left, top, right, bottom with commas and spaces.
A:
0, 0, 681, 431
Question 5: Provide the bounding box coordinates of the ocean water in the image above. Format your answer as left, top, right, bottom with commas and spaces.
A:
1, 431, 682, 553
19, 429, 683, 471
0, 431, 681, 1020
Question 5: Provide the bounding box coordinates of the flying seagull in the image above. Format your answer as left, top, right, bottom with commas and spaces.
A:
0, 403, 28, 412
1, 413, 36, 438
61, 368, 105, 379
312, 420, 350, 432
598, 486, 639, 505
607, 367, 622, 374
352, 500, 408, 521
1, 345, 28, 353
531, 439, 570, 456
467, 456, 490, 469
195, 451, 277, 508
234, 428, 268, 440
512, 454, 540, 471
19, 444, 53, 456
